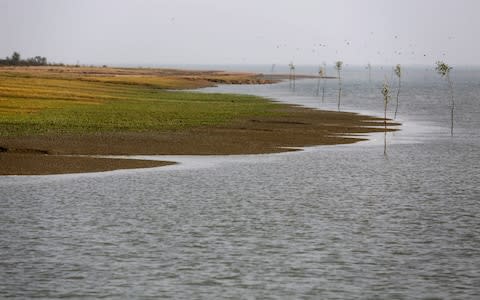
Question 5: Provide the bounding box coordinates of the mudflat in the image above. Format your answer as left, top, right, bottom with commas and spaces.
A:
0, 66, 397, 175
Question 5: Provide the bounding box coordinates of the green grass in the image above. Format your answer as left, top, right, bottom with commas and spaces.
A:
0, 71, 279, 136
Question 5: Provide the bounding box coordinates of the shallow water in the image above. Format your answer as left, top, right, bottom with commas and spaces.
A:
1, 66, 480, 299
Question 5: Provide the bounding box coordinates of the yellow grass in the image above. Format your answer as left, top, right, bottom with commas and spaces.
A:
0, 66, 277, 135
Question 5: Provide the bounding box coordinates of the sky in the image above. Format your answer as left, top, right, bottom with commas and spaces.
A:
1, 0, 479, 67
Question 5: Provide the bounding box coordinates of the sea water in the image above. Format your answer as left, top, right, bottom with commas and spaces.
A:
1, 66, 479, 299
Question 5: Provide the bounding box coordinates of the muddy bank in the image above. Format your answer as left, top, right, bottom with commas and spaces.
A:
1, 106, 398, 175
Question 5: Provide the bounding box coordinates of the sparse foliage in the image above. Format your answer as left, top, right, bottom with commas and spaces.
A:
335, 61, 343, 72
435, 61, 452, 77
318, 67, 324, 78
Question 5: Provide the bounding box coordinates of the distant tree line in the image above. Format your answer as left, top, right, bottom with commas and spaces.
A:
0, 51, 48, 66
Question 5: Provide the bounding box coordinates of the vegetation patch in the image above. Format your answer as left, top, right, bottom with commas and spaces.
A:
0, 67, 279, 136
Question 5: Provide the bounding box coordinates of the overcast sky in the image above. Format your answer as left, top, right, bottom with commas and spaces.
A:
1, 0, 479, 66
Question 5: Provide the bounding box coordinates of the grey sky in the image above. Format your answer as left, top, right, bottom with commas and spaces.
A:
1, 0, 479, 66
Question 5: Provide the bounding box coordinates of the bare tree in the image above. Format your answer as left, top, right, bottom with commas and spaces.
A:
335, 61, 343, 111
435, 61, 454, 136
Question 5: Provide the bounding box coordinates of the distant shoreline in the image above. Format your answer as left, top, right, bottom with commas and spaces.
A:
0, 66, 396, 175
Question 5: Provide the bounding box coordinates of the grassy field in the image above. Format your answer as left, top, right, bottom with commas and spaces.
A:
0, 67, 278, 136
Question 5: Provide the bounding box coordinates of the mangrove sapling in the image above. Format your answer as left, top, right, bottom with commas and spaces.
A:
322, 62, 327, 102
382, 78, 391, 125
394, 64, 401, 119
315, 66, 324, 97
288, 62, 293, 88
435, 61, 454, 136
381, 79, 391, 155
335, 61, 343, 111
289, 62, 296, 91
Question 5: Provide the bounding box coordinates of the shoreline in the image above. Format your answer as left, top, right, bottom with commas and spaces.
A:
0, 66, 398, 175
0, 106, 398, 176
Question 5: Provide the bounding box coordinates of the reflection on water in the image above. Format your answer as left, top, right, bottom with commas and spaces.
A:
1, 67, 480, 299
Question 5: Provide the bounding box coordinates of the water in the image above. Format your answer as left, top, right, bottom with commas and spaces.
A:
1, 66, 480, 299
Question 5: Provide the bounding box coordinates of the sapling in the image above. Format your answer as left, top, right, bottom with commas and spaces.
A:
289, 62, 296, 91
288, 62, 293, 88
315, 65, 324, 97
335, 61, 343, 111
382, 78, 391, 125
381, 78, 391, 155
435, 61, 454, 136
322, 62, 327, 102
394, 64, 401, 119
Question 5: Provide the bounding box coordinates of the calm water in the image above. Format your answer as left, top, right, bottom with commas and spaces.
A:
1, 66, 480, 299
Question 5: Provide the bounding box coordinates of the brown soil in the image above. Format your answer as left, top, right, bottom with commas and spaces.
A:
0, 106, 398, 175
0, 154, 173, 176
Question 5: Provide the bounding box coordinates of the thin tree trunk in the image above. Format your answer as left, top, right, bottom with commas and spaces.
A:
384, 98, 388, 127
384, 128, 387, 156
337, 87, 341, 111
448, 75, 454, 136
322, 82, 325, 103
384, 98, 388, 155
293, 70, 295, 92
289, 70, 292, 89
337, 70, 341, 111
394, 77, 401, 119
